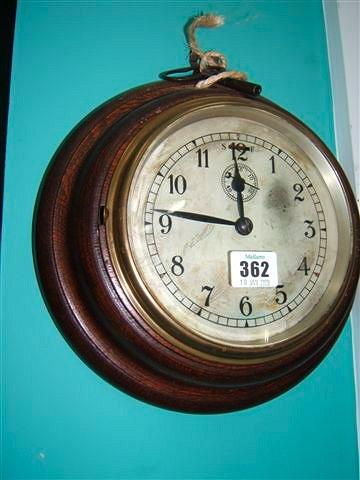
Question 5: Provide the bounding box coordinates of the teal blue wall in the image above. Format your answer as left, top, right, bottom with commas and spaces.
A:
2, 1, 358, 478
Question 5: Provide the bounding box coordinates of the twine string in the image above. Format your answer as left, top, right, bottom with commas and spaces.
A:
185, 13, 248, 88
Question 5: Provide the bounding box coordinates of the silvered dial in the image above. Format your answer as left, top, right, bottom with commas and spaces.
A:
122, 102, 345, 352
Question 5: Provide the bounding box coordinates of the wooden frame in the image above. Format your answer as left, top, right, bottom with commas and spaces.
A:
33, 81, 360, 413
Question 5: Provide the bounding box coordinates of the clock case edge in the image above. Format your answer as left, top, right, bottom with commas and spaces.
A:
33, 80, 360, 413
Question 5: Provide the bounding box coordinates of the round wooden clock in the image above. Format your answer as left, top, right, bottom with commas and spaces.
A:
34, 79, 360, 413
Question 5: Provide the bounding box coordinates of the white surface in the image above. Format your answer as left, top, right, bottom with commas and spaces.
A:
229, 251, 278, 288
323, 0, 360, 459
338, 1, 359, 199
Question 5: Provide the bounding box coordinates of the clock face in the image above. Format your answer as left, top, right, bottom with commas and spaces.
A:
107, 98, 351, 358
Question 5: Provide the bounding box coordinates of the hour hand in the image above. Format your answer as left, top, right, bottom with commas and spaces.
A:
230, 159, 254, 236
231, 159, 245, 193
154, 209, 235, 226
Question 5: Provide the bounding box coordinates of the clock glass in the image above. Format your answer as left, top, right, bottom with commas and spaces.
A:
106, 96, 351, 360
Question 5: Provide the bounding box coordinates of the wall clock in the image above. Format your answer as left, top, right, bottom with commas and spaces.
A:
34, 77, 360, 413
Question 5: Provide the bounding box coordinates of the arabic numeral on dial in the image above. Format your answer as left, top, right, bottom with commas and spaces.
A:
229, 142, 250, 161
239, 296, 252, 316
201, 285, 214, 306
171, 256, 184, 276
197, 148, 209, 168
297, 257, 310, 276
169, 174, 187, 195
293, 183, 304, 201
304, 220, 316, 238
159, 214, 172, 234
275, 284, 287, 305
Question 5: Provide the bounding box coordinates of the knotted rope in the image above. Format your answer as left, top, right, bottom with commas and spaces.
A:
185, 13, 248, 88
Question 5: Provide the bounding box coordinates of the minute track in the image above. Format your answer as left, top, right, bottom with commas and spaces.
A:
143, 132, 328, 330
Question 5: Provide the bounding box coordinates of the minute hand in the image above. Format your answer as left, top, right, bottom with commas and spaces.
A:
154, 209, 235, 226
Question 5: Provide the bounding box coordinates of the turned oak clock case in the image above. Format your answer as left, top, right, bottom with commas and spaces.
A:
34, 80, 360, 413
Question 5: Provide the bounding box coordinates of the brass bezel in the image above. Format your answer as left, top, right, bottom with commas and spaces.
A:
106, 95, 353, 363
